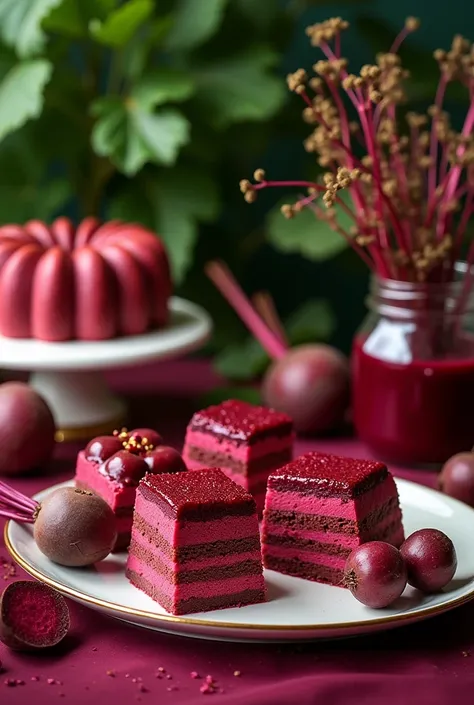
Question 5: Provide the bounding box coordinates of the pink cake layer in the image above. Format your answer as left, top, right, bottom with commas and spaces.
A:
135, 489, 259, 545
184, 430, 293, 461
75, 451, 136, 510
264, 476, 398, 520
131, 532, 261, 573
127, 553, 264, 602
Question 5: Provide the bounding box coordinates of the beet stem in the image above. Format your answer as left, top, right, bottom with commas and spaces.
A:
205, 260, 288, 360
0, 492, 36, 515
0, 505, 35, 523
0, 481, 38, 511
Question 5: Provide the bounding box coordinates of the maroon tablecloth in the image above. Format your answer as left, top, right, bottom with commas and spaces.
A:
1, 360, 474, 705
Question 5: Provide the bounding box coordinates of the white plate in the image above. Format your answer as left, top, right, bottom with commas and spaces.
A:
5, 479, 474, 643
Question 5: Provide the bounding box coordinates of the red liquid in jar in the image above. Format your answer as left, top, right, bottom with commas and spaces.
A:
352, 335, 474, 465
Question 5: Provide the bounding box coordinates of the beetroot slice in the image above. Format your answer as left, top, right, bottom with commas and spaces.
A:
0, 581, 70, 651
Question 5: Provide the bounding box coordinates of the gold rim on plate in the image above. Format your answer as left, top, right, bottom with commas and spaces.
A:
4, 517, 474, 635
55, 414, 127, 443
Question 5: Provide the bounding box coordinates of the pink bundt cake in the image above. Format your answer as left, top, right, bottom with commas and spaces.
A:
0, 217, 172, 341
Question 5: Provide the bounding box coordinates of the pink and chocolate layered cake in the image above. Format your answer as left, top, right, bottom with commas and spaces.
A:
182, 400, 294, 513
262, 452, 404, 586
126, 468, 266, 615
75, 428, 186, 550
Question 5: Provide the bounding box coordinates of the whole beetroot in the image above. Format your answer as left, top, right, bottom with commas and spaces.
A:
400, 529, 457, 593
0, 382, 56, 476
0, 581, 70, 650
263, 344, 350, 434
438, 452, 474, 507
344, 541, 407, 608
34, 487, 117, 566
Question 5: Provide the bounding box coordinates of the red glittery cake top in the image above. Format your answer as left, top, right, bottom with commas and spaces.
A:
268, 452, 388, 498
189, 399, 293, 443
140, 468, 256, 519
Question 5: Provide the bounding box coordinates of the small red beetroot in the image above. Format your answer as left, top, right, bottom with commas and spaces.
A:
400, 529, 457, 593
438, 452, 474, 507
206, 261, 349, 434
0, 482, 117, 567
0, 382, 56, 477
344, 541, 407, 608
0, 581, 69, 650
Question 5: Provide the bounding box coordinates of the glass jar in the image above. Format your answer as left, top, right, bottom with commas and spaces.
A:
352, 266, 474, 466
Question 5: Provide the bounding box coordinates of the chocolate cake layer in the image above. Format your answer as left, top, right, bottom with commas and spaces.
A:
263, 554, 343, 586
127, 569, 266, 614
140, 483, 256, 521
263, 532, 352, 557
186, 446, 292, 476
130, 540, 262, 584
264, 496, 399, 534
268, 466, 388, 499
132, 513, 261, 561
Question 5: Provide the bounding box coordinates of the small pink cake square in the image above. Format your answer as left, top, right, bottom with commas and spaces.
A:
75, 427, 185, 550
126, 468, 266, 615
182, 399, 294, 513
262, 451, 404, 586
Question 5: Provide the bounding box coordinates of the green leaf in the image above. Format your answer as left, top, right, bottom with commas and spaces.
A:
193, 47, 286, 127
132, 69, 195, 107
198, 386, 261, 408
0, 60, 52, 142
215, 338, 269, 381
43, 0, 116, 37
285, 299, 335, 346
236, 0, 280, 29
267, 191, 352, 261
0, 0, 63, 57
149, 167, 220, 283
165, 0, 228, 52
91, 87, 190, 176
89, 0, 153, 47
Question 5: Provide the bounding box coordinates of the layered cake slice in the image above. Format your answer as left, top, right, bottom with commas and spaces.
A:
262, 451, 404, 586
126, 468, 266, 615
75, 428, 186, 550
182, 399, 294, 513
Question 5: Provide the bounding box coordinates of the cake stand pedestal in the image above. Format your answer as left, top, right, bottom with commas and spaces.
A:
0, 297, 212, 442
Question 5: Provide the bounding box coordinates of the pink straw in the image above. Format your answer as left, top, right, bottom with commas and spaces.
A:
206, 261, 288, 360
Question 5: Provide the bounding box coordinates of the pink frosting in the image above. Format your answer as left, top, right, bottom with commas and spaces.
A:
75, 452, 137, 509
135, 490, 260, 546
264, 476, 399, 521
127, 554, 265, 603
184, 429, 293, 461
131, 533, 261, 573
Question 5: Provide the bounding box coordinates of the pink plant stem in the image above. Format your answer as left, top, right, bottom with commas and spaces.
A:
0, 492, 35, 515
428, 76, 448, 202
206, 261, 287, 360
390, 25, 413, 54
0, 505, 34, 523
252, 292, 288, 347
0, 480, 37, 510
308, 202, 377, 271
441, 102, 474, 213
324, 76, 367, 220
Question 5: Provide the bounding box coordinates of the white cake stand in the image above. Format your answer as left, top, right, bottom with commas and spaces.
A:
0, 297, 212, 442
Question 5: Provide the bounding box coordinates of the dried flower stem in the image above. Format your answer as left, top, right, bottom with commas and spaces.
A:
241, 16, 474, 299
205, 261, 287, 360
